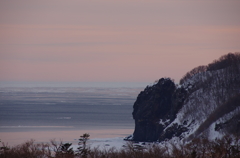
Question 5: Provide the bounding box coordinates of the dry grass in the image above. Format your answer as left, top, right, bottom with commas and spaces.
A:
0, 135, 240, 158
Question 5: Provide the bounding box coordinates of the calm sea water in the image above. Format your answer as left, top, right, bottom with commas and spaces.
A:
0, 87, 143, 133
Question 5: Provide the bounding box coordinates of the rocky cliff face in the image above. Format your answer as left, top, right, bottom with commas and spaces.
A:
132, 78, 187, 142
131, 53, 240, 142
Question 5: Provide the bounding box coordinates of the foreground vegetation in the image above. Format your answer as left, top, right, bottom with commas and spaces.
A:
1, 134, 240, 158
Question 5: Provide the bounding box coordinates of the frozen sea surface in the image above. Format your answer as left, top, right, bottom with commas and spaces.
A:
0, 87, 143, 145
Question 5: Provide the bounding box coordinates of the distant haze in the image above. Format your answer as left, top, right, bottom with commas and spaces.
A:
1, 0, 240, 85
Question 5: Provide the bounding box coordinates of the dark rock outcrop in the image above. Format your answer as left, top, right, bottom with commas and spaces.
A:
131, 53, 240, 142
132, 78, 187, 142
158, 123, 189, 141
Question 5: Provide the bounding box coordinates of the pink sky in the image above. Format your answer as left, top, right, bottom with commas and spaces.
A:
0, 0, 240, 83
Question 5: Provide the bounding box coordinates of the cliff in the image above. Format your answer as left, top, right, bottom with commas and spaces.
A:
130, 52, 240, 142
132, 78, 187, 142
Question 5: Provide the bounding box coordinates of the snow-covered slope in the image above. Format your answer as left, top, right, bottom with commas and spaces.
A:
131, 53, 240, 142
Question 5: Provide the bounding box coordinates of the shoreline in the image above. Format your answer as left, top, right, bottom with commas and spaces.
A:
0, 128, 134, 146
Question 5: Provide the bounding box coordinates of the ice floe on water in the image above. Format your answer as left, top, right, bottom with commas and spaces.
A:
71, 137, 128, 151
71, 136, 162, 152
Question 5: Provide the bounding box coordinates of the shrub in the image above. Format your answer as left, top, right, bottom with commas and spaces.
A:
0, 134, 240, 158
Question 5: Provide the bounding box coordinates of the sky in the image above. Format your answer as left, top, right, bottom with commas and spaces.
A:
0, 0, 240, 85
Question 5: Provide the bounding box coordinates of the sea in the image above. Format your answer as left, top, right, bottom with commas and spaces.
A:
0, 82, 148, 146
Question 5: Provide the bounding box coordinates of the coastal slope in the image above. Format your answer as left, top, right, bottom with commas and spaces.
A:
131, 53, 240, 142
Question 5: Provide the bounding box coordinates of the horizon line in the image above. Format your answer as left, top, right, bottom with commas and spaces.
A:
0, 81, 151, 88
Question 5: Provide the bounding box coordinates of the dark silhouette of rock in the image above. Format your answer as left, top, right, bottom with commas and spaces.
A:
130, 53, 240, 142
132, 78, 187, 142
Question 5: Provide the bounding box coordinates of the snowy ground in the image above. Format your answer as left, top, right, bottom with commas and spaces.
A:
72, 137, 129, 151
71, 136, 168, 152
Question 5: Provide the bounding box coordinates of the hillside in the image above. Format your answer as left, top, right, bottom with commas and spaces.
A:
130, 52, 240, 142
